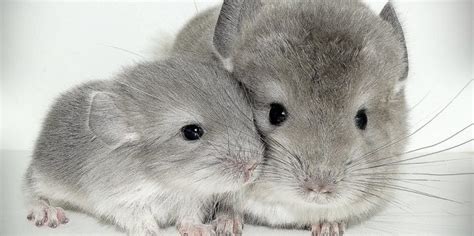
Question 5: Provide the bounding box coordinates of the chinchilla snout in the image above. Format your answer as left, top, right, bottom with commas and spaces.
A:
214, 132, 264, 186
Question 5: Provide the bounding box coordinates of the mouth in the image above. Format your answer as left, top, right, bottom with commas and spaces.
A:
307, 194, 334, 205
243, 162, 259, 183
299, 187, 341, 205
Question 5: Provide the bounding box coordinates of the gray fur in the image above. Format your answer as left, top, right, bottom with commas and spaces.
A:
24, 57, 264, 234
213, 0, 263, 61
172, 0, 409, 232
213, 0, 244, 59
380, 2, 409, 80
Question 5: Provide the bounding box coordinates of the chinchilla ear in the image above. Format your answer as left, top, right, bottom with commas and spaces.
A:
380, 2, 409, 81
88, 92, 139, 148
213, 0, 262, 72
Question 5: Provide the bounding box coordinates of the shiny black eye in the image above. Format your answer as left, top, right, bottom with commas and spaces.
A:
181, 124, 204, 141
269, 103, 288, 126
354, 109, 368, 130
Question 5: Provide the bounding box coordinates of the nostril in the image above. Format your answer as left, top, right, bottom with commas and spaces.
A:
314, 184, 331, 194
319, 187, 333, 194
304, 181, 335, 194
304, 185, 314, 192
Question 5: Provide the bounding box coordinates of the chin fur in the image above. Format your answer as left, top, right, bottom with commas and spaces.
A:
242, 181, 392, 228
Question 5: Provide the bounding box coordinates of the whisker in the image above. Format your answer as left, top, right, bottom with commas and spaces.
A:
349, 79, 472, 166
353, 172, 474, 177
101, 44, 147, 60
351, 124, 472, 170
347, 183, 411, 212
408, 89, 431, 112
352, 139, 472, 171
349, 180, 460, 203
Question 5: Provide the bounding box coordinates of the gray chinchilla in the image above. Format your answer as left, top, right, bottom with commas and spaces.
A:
172, 0, 409, 235
23, 57, 264, 235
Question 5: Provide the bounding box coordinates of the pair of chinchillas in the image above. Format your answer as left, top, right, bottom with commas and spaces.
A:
24, 0, 409, 235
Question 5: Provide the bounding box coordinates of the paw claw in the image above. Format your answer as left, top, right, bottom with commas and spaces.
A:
27, 200, 68, 229
213, 215, 243, 236
42, 214, 48, 223
311, 222, 346, 236
178, 222, 215, 236
61, 217, 69, 224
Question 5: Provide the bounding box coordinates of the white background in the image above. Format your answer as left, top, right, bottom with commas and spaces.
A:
1, 0, 473, 152
0, 0, 473, 235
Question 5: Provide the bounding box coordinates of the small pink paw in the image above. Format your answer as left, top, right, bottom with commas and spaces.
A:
311, 222, 346, 236
213, 215, 243, 236
27, 200, 68, 228
178, 223, 216, 236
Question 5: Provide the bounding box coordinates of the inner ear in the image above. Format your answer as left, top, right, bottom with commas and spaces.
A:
213, 0, 262, 72
88, 92, 139, 148
380, 2, 409, 81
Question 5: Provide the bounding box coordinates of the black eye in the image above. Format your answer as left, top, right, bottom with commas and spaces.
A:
269, 103, 288, 126
354, 109, 368, 130
181, 124, 204, 141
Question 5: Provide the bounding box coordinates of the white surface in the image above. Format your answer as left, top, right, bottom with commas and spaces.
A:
1, 0, 473, 235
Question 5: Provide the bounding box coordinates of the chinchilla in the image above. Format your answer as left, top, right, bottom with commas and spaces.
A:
171, 0, 409, 235
23, 56, 264, 235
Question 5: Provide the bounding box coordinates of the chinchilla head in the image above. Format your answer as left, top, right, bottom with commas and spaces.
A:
87, 57, 264, 195
212, 0, 409, 208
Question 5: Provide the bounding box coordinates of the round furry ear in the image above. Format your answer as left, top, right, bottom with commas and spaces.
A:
87, 92, 139, 148
213, 0, 262, 72
380, 2, 409, 82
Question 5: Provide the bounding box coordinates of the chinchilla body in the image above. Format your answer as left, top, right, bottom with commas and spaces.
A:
171, 0, 409, 232
24, 57, 264, 235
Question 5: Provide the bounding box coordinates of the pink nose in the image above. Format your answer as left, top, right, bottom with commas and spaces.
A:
304, 181, 336, 194
316, 184, 335, 194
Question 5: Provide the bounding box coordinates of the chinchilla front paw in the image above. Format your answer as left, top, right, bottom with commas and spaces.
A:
212, 213, 243, 236
311, 221, 346, 236
178, 221, 216, 236
27, 199, 69, 228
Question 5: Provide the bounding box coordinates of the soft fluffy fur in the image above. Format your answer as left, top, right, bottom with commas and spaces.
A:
24, 57, 264, 235
172, 0, 409, 233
